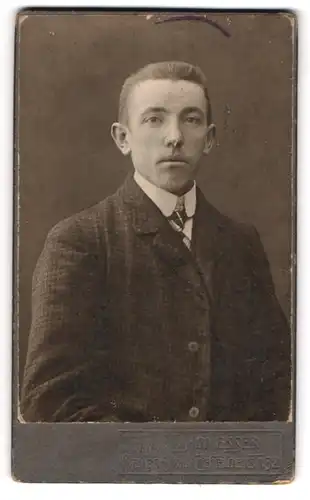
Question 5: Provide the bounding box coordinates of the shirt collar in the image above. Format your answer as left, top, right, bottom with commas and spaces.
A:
134, 171, 196, 218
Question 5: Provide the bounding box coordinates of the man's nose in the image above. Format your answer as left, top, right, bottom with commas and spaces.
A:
164, 119, 184, 148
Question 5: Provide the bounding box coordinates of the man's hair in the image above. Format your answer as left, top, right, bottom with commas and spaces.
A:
118, 60, 213, 126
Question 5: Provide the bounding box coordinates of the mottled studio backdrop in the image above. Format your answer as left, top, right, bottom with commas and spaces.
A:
16, 11, 295, 383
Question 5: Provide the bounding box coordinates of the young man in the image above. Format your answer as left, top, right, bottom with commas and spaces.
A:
21, 61, 291, 423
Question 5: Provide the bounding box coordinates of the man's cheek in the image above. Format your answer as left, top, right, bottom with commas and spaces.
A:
190, 138, 206, 155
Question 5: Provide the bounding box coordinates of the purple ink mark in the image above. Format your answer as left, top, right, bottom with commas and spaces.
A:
149, 13, 231, 38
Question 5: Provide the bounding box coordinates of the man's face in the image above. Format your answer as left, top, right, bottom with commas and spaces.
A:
119, 79, 214, 194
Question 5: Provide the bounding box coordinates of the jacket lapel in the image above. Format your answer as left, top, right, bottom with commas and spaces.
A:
119, 175, 224, 292
120, 174, 192, 268
191, 188, 226, 301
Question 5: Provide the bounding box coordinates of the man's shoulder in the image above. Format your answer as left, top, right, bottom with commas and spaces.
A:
45, 191, 121, 247
219, 210, 257, 240
200, 200, 266, 269
199, 191, 257, 242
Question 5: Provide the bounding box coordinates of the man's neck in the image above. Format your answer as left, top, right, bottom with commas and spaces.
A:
133, 171, 196, 218
170, 180, 195, 197
133, 171, 194, 197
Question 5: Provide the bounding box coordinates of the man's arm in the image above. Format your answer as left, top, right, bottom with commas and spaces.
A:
20, 215, 117, 422
239, 225, 292, 420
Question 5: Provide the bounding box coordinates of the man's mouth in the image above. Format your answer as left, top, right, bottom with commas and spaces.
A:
159, 157, 187, 164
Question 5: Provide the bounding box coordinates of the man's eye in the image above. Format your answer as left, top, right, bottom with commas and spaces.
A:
144, 116, 162, 124
185, 116, 202, 124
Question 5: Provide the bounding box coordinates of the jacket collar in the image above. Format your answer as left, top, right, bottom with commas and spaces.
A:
119, 173, 225, 239
118, 173, 167, 235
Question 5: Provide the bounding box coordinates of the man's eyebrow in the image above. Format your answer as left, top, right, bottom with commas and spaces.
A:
181, 106, 205, 114
140, 106, 205, 115
141, 107, 167, 115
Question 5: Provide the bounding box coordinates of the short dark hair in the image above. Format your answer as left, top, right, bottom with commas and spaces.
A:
118, 61, 213, 126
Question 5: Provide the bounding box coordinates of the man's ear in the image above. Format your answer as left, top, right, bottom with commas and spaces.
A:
203, 123, 216, 155
111, 122, 131, 155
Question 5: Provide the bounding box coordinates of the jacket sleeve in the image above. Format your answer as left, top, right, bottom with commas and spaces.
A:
20, 216, 118, 422
238, 225, 292, 421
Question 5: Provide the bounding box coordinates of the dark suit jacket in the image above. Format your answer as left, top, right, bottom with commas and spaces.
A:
21, 175, 291, 422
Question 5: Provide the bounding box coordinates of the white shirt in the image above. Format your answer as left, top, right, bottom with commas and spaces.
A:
134, 171, 196, 241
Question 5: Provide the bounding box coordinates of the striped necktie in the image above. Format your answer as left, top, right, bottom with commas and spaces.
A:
168, 196, 191, 249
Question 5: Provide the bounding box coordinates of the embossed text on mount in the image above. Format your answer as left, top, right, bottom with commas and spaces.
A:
119, 430, 283, 475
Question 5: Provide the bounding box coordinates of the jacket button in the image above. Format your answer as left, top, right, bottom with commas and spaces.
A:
188, 341, 199, 352
189, 406, 199, 419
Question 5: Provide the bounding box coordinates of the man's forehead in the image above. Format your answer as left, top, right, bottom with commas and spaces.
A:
128, 78, 206, 111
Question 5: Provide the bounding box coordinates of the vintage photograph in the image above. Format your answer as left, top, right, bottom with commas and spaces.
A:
16, 11, 295, 430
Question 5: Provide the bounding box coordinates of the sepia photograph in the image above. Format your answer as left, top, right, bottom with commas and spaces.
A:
13, 9, 296, 483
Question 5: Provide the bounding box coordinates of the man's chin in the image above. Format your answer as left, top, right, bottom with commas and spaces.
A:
158, 176, 194, 195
